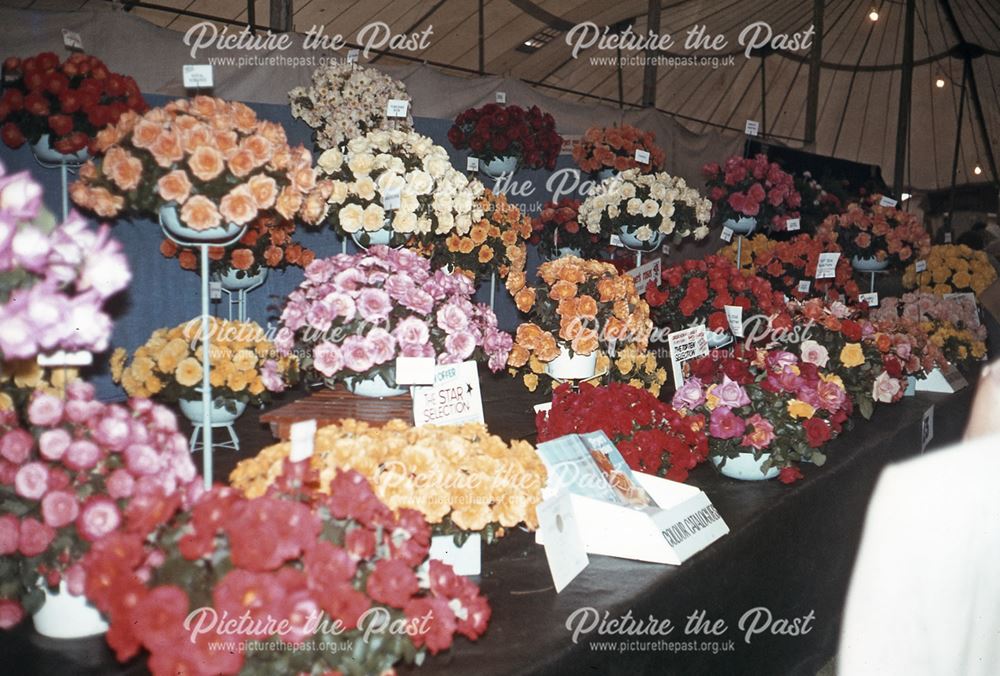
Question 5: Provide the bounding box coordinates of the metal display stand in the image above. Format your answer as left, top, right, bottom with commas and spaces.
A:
220, 274, 266, 322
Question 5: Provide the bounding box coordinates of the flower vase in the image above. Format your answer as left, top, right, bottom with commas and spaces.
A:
712, 453, 779, 480
595, 168, 617, 182
545, 345, 598, 380
344, 372, 407, 398
350, 217, 399, 250
851, 255, 890, 272
159, 203, 243, 243
551, 246, 583, 260
218, 266, 268, 291
704, 328, 733, 349
722, 217, 757, 235
32, 581, 108, 639
617, 225, 665, 251
480, 155, 518, 179
30, 133, 90, 166
179, 397, 247, 426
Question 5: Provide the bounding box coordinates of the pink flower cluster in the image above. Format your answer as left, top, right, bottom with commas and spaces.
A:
703, 154, 801, 231
0, 163, 130, 360
0, 381, 202, 630
276, 246, 512, 384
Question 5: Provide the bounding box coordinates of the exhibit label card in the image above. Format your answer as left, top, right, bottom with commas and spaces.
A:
386, 99, 409, 117
634, 148, 650, 164
182, 64, 213, 88
536, 492, 589, 593
879, 196, 898, 208
724, 305, 744, 337
744, 119, 760, 136
395, 356, 435, 385
412, 361, 484, 426
37, 350, 93, 367
650, 492, 728, 562
289, 419, 317, 462
466, 156, 479, 172
62, 29, 83, 51
858, 292, 879, 307
785, 217, 800, 231
667, 326, 710, 386
627, 258, 661, 295
814, 252, 840, 279
429, 533, 481, 576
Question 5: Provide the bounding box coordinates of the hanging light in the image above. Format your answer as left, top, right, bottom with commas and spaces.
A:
973, 165, 983, 175
869, 8, 879, 21
901, 193, 912, 201
935, 76, 946, 88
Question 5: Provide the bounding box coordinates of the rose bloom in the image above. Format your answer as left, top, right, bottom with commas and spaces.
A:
28, 392, 64, 426
180, 195, 223, 231
0, 514, 19, 555
799, 340, 830, 368
872, 371, 901, 403
312, 342, 344, 378
14, 462, 50, 500
341, 335, 374, 373
247, 174, 278, 209
709, 406, 746, 439
741, 413, 776, 450
156, 169, 193, 204
77, 496, 122, 541
187, 145, 225, 181
366, 328, 397, 365
219, 185, 258, 225
64, 439, 101, 471
41, 490, 80, 528
0, 429, 34, 465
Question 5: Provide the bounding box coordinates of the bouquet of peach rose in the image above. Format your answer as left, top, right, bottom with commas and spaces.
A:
70, 96, 331, 230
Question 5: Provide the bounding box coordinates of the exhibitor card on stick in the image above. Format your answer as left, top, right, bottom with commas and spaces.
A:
411, 361, 484, 426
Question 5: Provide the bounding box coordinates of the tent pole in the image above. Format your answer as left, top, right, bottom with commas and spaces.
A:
269, 0, 291, 32
641, 0, 661, 106
805, 0, 824, 146
946, 59, 969, 230
478, 0, 485, 75
893, 0, 915, 198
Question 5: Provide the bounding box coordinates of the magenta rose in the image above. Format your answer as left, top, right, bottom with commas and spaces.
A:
27, 392, 64, 426
18, 517, 55, 556
393, 317, 430, 348
125, 443, 162, 476
105, 468, 135, 499
709, 406, 746, 440
41, 490, 80, 528
38, 428, 71, 461
77, 497, 121, 542
816, 380, 847, 413
14, 462, 49, 500
313, 341, 345, 378
63, 439, 101, 471
0, 429, 33, 465
436, 302, 470, 334
443, 331, 476, 362
341, 335, 374, 373
711, 375, 751, 408
366, 328, 397, 365
672, 377, 706, 410
358, 288, 392, 322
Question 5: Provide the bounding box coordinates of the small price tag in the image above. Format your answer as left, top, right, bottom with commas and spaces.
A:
720, 227, 734, 242
382, 187, 401, 211
466, 156, 480, 172
724, 305, 744, 338
744, 119, 760, 136
859, 292, 879, 307
182, 64, 214, 89
289, 419, 317, 462
786, 217, 801, 231
915, 259, 927, 273
634, 149, 650, 164
814, 252, 841, 279
921, 406, 934, 452
209, 281, 222, 299
944, 232, 952, 243
395, 356, 435, 385
533, 401, 553, 414
609, 234, 624, 247
879, 196, 898, 208
37, 350, 93, 367
386, 99, 409, 118
797, 280, 812, 293
495, 91, 507, 104
346, 48, 360, 63
62, 29, 83, 51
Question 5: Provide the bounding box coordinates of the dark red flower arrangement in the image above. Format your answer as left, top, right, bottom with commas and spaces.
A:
531, 198, 602, 259
536, 382, 709, 483
703, 154, 801, 232
0, 52, 147, 154
447, 103, 562, 171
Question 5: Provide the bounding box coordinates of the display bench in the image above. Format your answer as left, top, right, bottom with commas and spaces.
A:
0, 369, 978, 676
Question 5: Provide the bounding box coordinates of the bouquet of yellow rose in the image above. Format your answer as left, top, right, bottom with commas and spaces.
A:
902, 244, 997, 295
0, 359, 81, 412
230, 419, 547, 541
110, 318, 296, 407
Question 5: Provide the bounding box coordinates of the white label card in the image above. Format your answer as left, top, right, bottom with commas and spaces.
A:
724, 305, 744, 337
182, 64, 214, 89
495, 91, 507, 104
944, 232, 952, 243
289, 419, 317, 462
858, 292, 879, 307
412, 361, 484, 426
395, 356, 435, 385
720, 227, 734, 242
915, 259, 927, 273
921, 406, 934, 452
209, 281, 223, 299
37, 350, 93, 367
627, 258, 661, 296
429, 533, 481, 576
382, 188, 401, 211
466, 156, 479, 172
634, 149, 650, 164
609, 234, 624, 248
386, 99, 409, 118
797, 280, 812, 293
668, 326, 710, 386
814, 252, 841, 279
346, 48, 360, 63
536, 492, 589, 593
62, 29, 83, 50
744, 119, 760, 136
879, 196, 898, 208
786, 217, 801, 231
533, 401, 553, 414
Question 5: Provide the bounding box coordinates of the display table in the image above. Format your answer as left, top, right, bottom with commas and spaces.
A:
0, 370, 978, 676
260, 385, 413, 439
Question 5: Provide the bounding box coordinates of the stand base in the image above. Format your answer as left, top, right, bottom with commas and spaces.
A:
189, 423, 240, 452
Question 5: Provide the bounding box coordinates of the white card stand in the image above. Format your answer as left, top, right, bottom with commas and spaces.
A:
429, 533, 481, 576
536, 472, 728, 565
914, 365, 968, 394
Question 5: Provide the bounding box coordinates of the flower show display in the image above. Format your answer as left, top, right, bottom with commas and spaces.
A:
0, 52, 147, 160
703, 154, 801, 234
0, 382, 201, 636
316, 129, 484, 249
531, 198, 603, 260
816, 198, 931, 271
871, 292, 987, 366
902, 244, 997, 295
82, 463, 490, 675
69, 96, 330, 237
447, 103, 561, 177
536, 382, 708, 482
578, 168, 711, 250
288, 62, 412, 151
275, 246, 511, 397
571, 124, 666, 177
505, 256, 667, 394
672, 348, 853, 482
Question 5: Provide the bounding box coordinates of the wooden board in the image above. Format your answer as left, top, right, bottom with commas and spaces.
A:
260, 386, 412, 440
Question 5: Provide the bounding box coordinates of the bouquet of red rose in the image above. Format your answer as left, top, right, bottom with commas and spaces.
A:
530, 198, 602, 260
537, 382, 708, 482
159, 213, 315, 277
645, 255, 791, 336
816, 197, 931, 268
794, 171, 848, 232
81, 460, 490, 674
0, 52, 147, 154
0, 382, 201, 631
572, 124, 666, 175
703, 154, 801, 232
671, 348, 853, 483
447, 103, 562, 171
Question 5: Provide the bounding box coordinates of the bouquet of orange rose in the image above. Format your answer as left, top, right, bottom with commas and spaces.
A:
159, 213, 315, 278
572, 124, 666, 175
70, 96, 331, 230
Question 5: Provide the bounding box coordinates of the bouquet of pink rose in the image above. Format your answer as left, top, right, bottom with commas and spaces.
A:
0, 381, 202, 630
275, 246, 513, 391
703, 154, 801, 232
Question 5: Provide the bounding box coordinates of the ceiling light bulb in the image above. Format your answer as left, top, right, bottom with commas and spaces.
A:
869, 9, 879, 21
973, 165, 983, 175
935, 77, 946, 88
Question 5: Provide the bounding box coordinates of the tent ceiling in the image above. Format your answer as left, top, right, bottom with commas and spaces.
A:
7, 0, 1000, 192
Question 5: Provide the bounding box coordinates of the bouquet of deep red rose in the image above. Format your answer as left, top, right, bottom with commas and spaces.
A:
645, 255, 790, 337
81, 460, 490, 674
536, 382, 708, 482
703, 154, 801, 232
571, 124, 666, 175
671, 348, 852, 483
447, 103, 561, 171
0, 382, 201, 630
0, 52, 147, 154
159, 213, 315, 277
816, 197, 931, 268
530, 198, 602, 259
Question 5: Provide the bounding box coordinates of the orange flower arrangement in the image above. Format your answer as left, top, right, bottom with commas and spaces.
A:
159, 213, 315, 277
572, 124, 666, 174
70, 96, 332, 229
